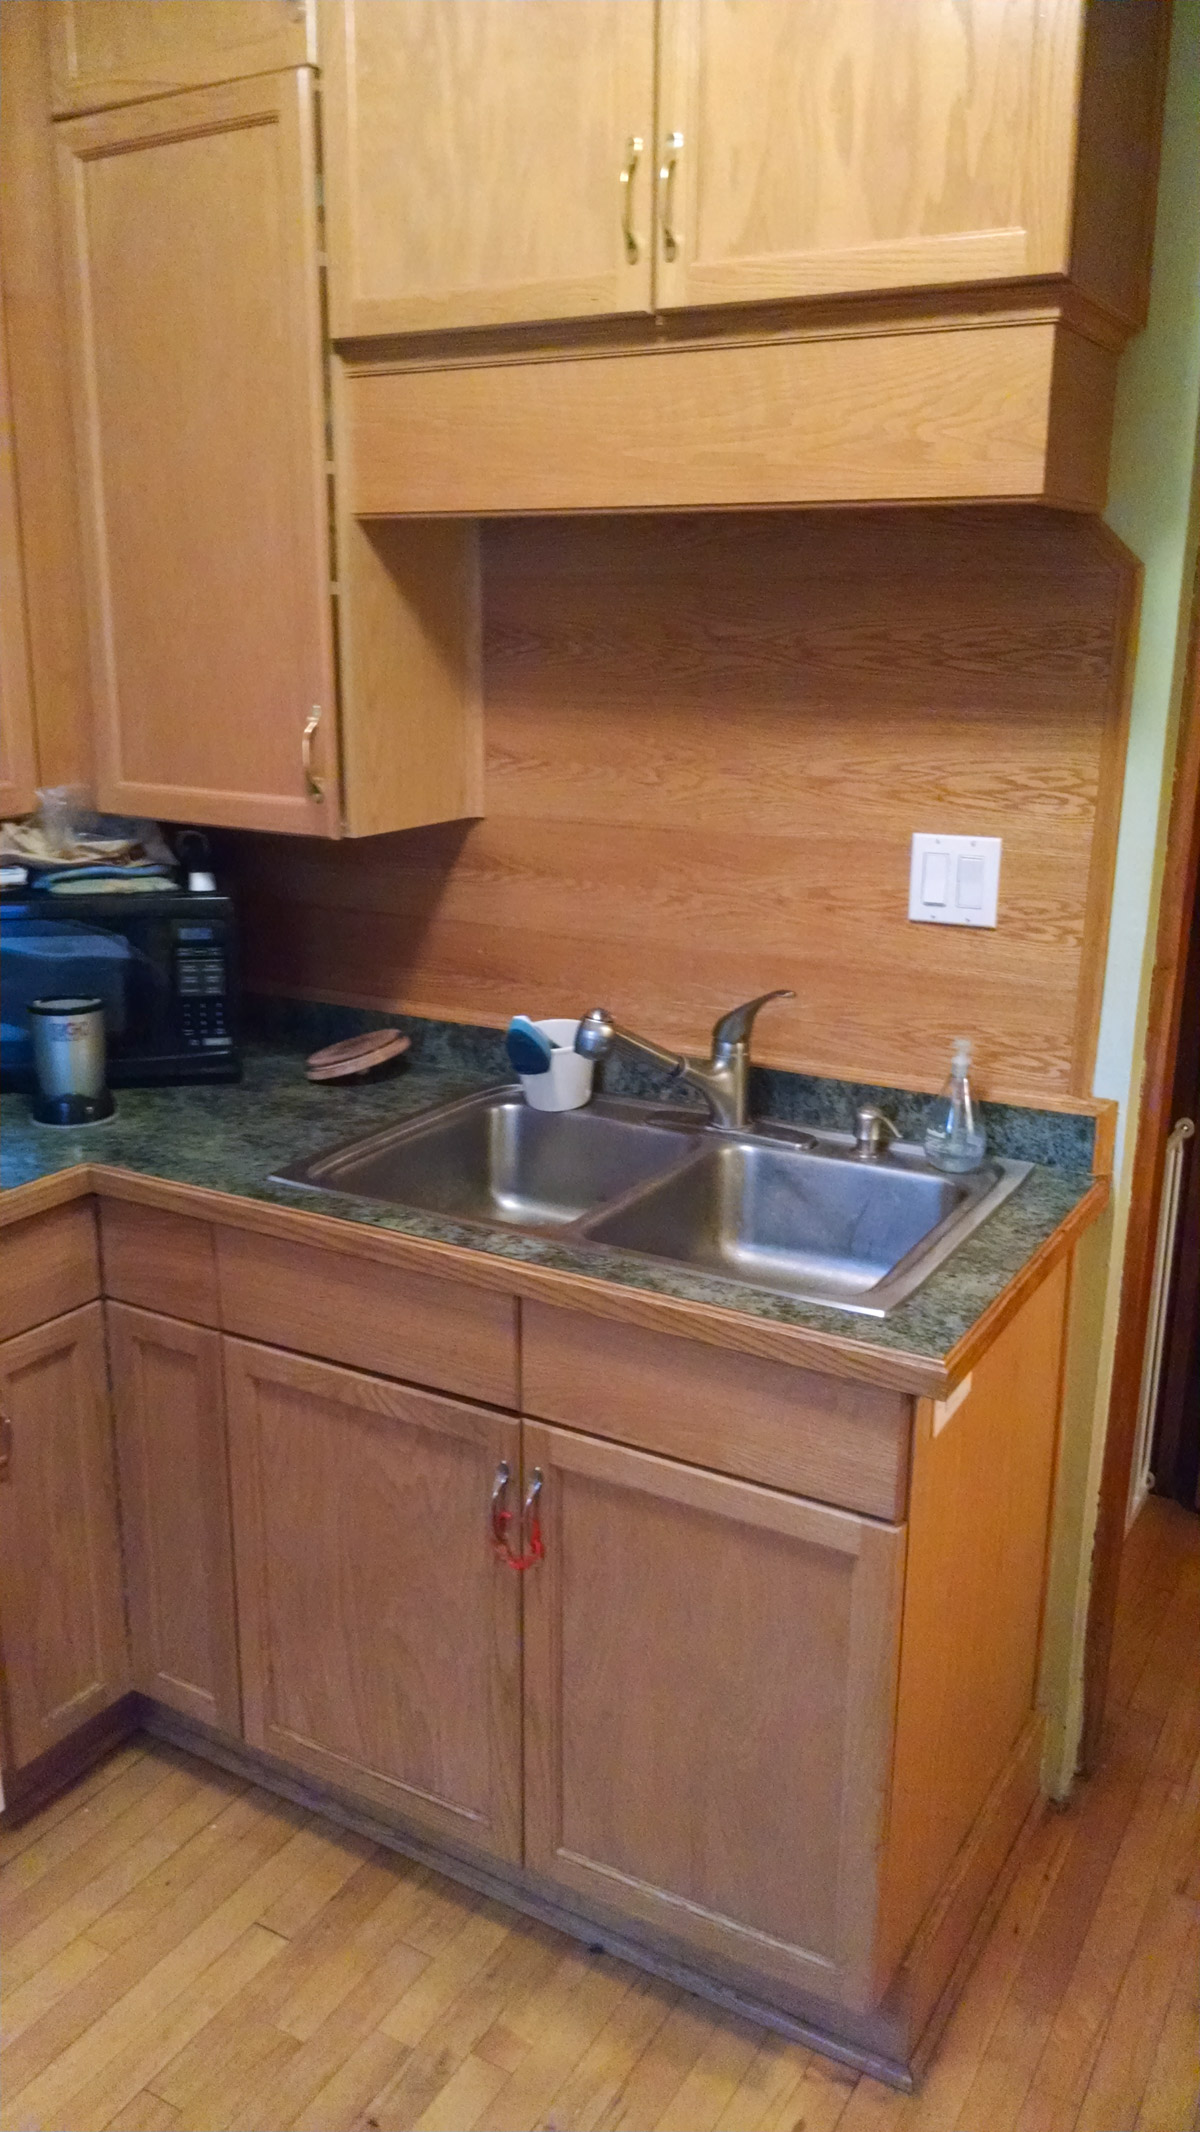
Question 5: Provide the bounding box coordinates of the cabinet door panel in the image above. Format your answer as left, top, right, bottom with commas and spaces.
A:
321, 0, 656, 336
108, 1303, 240, 1734
524, 1423, 905, 2009
56, 73, 339, 834
0, 1305, 129, 1771
47, 1, 313, 116
225, 1338, 522, 1862
656, 0, 1082, 310
0, 269, 38, 818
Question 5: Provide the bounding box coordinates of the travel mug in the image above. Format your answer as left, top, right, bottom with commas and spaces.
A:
28, 996, 115, 1126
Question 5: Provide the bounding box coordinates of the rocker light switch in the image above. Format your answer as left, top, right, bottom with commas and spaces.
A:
909, 834, 1001, 928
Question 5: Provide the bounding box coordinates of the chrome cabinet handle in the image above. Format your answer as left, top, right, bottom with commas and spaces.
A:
659, 131, 683, 261
0, 1412, 12, 1481
302, 706, 323, 800
490, 1460, 512, 1553
620, 135, 643, 262
491, 1460, 544, 1571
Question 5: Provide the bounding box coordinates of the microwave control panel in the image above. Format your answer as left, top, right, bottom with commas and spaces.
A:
174, 922, 232, 1052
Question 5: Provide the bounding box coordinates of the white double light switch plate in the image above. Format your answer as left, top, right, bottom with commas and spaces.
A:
908, 833, 1001, 928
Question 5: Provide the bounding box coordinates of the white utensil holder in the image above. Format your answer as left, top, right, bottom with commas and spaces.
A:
519, 1017, 593, 1111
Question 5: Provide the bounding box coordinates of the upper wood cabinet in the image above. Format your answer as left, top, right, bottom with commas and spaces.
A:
320, 0, 1165, 341
47, 0, 314, 116
0, 1304, 129, 1773
655, 0, 1074, 311
55, 69, 481, 838
321, 0, 656, 338
0, 273, 39, 819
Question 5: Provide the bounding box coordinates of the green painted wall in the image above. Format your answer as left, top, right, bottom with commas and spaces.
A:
1040, 0, 1200, 1793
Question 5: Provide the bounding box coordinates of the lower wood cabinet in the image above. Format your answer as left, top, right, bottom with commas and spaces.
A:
0, 1303, 129, 1771
107, 1302, 240, 1735
521, 1421, 906, 2012
224, 1337, 523, 1863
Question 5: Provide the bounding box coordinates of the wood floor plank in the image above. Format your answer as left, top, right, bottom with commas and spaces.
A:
528, 1971, 681, 2132
1071, 1877, 1199, 2130
272, 1860, 440, 2044
1132, 1902, 1200, 2132
591, 1996, 724, 2131
4, 1774, 241, 1996
255, 1824, 378, 1941
710, 2034, 813, 2132
0, 1934, 110, 2050
0, 1796, 311, 2110
37, 1924, 288, 2132
1006, 1762, 1193, 2124
0, 1747, 149, 1872
285, 2027, 410, 2132
102, 2087, 180, 2131
756, 2057, 857, 2132
652, 2010, 766, 2132
478, 1950, 636, 2132
178, 1933, 429, 2132
413, 2049, 510, 2131
0, 1753, 176, 1918
377, 1902, 540, 2049
151, 1850, 407, 2100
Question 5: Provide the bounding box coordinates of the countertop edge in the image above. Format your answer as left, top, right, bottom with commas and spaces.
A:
0, 1158, 1110, 1400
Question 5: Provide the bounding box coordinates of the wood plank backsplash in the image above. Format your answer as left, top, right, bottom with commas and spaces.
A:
225, 508, 1136, 1100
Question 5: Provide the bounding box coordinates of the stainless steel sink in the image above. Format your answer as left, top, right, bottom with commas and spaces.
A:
273, 1086, 1029, 1316
273, 1089, 701, 1227
579, 1134, 1028, 1314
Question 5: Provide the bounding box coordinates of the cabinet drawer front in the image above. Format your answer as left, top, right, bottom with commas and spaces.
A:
100, 1199, 220, 1327
522, 1303, 909, 1519
523, 1422, 906, 2009
216, 1229, 517, 1409
0, 1202, 100, 1342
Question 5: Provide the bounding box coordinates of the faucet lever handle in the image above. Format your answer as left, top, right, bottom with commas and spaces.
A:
710, 989, 794, 1059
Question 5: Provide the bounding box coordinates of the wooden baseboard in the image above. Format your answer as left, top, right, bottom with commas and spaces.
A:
0, 1693, 140, 1827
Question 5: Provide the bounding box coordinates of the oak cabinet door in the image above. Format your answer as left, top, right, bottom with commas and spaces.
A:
0, 1305, 129, 1772
225, 1337, 523, 1863
655, 0, 1082, 311
107, 1303, 241, 1736
320, 0, 656, 337
46, 0, 313, 116
0, 270, 38, 819
55, 72, 340, 835
523, 1423, 906, 2011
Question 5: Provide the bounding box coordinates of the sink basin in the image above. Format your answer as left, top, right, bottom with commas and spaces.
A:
580, 1134, 1026, 1314
273, 1089, 700, 1228
274, 1087, 1029, 1315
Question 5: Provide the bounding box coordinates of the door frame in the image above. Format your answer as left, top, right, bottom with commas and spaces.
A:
1082, 495, 1200, 1770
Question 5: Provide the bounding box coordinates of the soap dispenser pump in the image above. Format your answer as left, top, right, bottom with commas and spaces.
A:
924, 1038, 987, 1174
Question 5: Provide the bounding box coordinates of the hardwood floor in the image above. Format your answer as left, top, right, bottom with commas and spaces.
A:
2, 1496, 1196, 2132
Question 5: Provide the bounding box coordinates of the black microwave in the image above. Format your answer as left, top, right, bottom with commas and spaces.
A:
0, 885, 241, 1088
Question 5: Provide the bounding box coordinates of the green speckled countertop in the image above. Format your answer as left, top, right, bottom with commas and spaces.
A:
0, 1034, 1101, 1371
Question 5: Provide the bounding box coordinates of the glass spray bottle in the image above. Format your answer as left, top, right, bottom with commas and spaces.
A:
924, 1038, 988, 1173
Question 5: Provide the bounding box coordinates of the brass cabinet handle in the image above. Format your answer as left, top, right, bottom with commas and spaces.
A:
0, 1413, 12, 1481
302, 706, 323, 800
620, 135, 644, 262
659, 131, 683, 261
